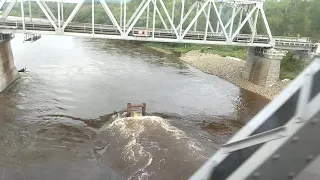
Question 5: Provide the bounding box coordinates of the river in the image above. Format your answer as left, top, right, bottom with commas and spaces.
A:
0, 35, 269, 180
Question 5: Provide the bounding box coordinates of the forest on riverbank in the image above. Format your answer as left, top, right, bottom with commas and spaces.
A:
8, 0, 318, 79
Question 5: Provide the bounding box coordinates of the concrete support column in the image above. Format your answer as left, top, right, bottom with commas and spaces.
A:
242, 47, 287, 87
0, 36, 19, 93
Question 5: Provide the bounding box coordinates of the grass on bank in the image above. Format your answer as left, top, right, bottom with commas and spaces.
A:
143, 42, 248, 60
280, 52, 309, 80
143, 42, 307, 80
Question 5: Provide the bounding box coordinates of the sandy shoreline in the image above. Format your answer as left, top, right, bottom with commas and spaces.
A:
180, 50, 290, 100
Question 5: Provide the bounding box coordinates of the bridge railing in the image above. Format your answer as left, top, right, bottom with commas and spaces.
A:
0, 19, 317, 49
274, 36, 311, 42
275, 41, 317, 48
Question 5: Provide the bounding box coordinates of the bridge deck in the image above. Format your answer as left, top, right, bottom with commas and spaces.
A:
0, 17, 317, 50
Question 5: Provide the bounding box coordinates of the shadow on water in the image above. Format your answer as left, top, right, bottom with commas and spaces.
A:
195, 88, 269, 136
82, 38, 189, 70
233, 88, 270, 123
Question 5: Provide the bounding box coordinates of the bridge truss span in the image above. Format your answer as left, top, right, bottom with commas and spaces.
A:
0, 0, 316, 50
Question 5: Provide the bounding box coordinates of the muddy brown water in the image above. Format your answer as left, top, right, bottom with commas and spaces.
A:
0, 35, 269, 180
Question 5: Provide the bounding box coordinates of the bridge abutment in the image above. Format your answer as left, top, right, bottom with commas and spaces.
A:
242, 47, 287, 87
0, 35, 19, 93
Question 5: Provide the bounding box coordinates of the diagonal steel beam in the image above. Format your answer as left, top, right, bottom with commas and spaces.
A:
146, 3, 149, 28
251, 8, 259, 43
127, 0, 147, 27
0, 0, 7, 10
40, 0, 57, 22
158, 0, 179, 38
231, 5, 257, 40
222, 7, 241, 34
1, 0, 17, 20
194, 2, 199, 31
171, 0, 175, 24
229, 5, 236, 38
212, 1, 228, 40
216, 3, 224, 33
62, 0, 84, 29
182, 0, 209, 38
200, 2, 215, 34
179, 0, 184, 36
238, 7, 243, 29
204, 2, 211, 41
35, 0, 57, 29
126, 0, 152, 35
259, 7, 273, 43
244, 6, 254, 33
153, 0, 168, 30
246, 14, 254, 33
176, 2, 197, 31
99, 0, 123, 35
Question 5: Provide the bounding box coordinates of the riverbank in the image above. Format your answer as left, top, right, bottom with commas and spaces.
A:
142, 42, 310, 99
143, 42, 248, 60
180, 50, 290, 100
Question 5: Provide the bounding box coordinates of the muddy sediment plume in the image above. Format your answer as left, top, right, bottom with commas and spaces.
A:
30, 111, 208, 179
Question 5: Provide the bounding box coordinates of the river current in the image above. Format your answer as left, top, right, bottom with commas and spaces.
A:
0, 35, 269, 180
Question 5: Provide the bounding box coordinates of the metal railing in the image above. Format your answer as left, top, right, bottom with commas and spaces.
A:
0, 19, 317, 49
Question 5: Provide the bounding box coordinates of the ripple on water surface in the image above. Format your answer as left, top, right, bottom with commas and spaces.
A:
0, 35, 269, 180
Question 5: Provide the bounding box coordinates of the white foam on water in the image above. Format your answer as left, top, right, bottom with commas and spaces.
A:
51, 88, 75, 96
128, 151, 153, 180
98, 115, 204, 179
53, 96, 77, 102
138, 172, 154, 180
17, 92, 26, 97
56, 105, 77, 110
188, 140, 204, 152
16, 105, 26, 110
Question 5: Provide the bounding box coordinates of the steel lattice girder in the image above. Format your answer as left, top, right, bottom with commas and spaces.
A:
0, 0, 309, 48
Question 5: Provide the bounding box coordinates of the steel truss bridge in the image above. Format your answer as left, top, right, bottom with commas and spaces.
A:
0, 0, 318, 51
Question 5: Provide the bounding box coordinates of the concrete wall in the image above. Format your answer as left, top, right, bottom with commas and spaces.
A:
0, 40, 19, 93
242, 47, 286, 87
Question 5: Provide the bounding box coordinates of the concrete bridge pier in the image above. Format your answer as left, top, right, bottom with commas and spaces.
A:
242, 47, 287, 87
0, 34, 20, 93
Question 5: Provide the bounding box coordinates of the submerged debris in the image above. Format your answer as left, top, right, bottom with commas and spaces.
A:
18, 67, 27, 72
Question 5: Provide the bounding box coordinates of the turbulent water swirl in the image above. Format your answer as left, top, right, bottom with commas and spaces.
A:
94, 114, 204, 179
